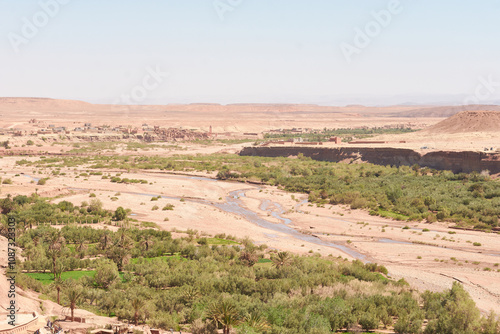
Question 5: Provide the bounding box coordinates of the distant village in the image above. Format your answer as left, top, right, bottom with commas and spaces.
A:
0, 120, 437, 149
0, 120, 214, 142
1, 119, 164, 136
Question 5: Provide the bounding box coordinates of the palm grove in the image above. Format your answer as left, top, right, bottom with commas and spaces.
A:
1, 193, 499, 333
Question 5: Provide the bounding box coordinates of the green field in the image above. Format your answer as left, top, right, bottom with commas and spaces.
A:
26, 270, 96, 285
204, 237, 239, 245
130, 254, 187, 264
26, 270, 126, 285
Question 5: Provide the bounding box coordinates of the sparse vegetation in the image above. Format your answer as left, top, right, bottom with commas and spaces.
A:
162, 204, 175, 211
37, 178, 49, 185
2, 178, 12, 185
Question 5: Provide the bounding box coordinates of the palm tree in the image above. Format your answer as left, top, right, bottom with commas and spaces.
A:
53, 277, 63, 304
46, 231, 66, 279
181, 286, 200, 306
120, 230, 133, 247
100, 229, 111, 250
75, 234, 88, 253
130, 297, 146, 326
271, 251, 292, 269
207, 300, 243, 334
239, 250, 258, 267
28, 217, 36, 230
245, 311, 270, 332
106, 231, 133, 271
65, 285, 83, 322
140, 234, 154, 251
23, 241, 35, 262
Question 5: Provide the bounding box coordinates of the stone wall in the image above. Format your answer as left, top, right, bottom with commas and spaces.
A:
240, 147, 500, 174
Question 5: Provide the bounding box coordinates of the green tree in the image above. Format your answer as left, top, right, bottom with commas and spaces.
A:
88, 198, 103, 213
139, 234, 154, 251
94, 260, 119, 289
46, 230, 66, 279
239, 250, 258, 267
131, 297, 146, 326
53, 277, 63, 304
394, 313, 422, 334
424, 282, 481, 334
207, 300, 243, 334
245, 311, 270, 332
359, 311, 379, 332
65, 284, 83, 322
113, 206, 127, 221
106, 229, 133, 270
271, 251, 292, 269
481, 311, 500, 334
100, 229, 111, 250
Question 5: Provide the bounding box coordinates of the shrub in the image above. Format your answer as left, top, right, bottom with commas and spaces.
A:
162, 204, 175, 211
394, 315, 422, 334
37, 178, 48, 185
359, 311, 379, 331
94, 260, 119, 289
114, 207, 127, 221
190, 318, 217, 334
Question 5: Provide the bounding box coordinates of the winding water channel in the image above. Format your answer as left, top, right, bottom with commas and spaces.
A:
60, 173, 367, 260
37, 172, 500, 261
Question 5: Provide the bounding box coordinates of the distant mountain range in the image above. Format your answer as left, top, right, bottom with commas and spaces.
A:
1, 97, 499, 119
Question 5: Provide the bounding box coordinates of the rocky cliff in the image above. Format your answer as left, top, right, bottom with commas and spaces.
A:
240, 147, 500, 174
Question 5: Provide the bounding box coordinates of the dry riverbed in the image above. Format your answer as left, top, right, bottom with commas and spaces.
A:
1, 156, 499, 315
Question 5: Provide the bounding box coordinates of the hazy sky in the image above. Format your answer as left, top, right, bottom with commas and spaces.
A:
1, 0, 500, 105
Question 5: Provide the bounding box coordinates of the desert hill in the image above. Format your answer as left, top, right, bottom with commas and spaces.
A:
0, 97, 424, 115
395, 105, 500, 118
0, 97, 92, 111
421, 110, 500, 134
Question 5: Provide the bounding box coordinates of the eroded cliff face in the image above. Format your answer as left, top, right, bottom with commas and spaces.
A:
240, 147, 500, 174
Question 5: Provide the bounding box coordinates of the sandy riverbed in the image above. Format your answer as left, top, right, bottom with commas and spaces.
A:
1, 155, 499, 316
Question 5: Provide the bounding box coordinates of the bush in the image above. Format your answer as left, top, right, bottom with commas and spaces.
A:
394, 315, 422, 334
359, 311, 379, 331
37, 178, 48, 185
191, 318, 217, 334
88, 199, 103, 213
114, 207, 127, 221
94, 260, 119, 289
162, 204, 175, 211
